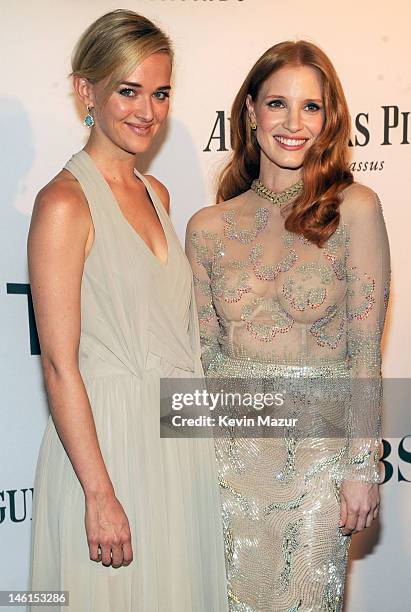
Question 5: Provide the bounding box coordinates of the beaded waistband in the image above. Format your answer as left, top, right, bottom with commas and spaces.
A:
208, 352, 349, 379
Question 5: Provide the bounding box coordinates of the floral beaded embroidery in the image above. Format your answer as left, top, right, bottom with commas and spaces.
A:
346, 270, 376, 321
223, 207, 269, 244
323, 222, 345, 254
310, 303, 345, 349
197, 302, 215, 325
282, 278, 327, 311
202, 231, 225, 270
193, 274, 212, 298
212, 269, 252, 304
281, 262, 339, 311
190, 230, 208, 266
249, 242, 297, 281
241, 297, 294, 341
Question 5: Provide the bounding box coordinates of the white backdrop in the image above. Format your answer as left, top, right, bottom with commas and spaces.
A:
1, 1, 410, 610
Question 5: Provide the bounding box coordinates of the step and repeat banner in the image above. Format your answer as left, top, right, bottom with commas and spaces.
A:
1, 1, 410, 610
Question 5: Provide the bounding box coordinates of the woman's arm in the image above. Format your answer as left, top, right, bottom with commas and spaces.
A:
339, 185, 391, 534
185, 209, 221, 373
28, 178, 132, 567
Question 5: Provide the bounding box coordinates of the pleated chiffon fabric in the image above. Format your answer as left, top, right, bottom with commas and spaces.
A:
29, 150, 229, 612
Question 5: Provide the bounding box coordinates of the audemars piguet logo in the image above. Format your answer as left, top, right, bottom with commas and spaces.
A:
203, 106, 410, 172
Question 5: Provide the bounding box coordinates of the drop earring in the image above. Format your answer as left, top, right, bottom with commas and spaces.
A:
84, 105, 94, 128
249, 117, 257, 131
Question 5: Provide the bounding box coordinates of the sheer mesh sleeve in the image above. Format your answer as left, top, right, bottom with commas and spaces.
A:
185, 213, 221, 373
341, 190, 391, 483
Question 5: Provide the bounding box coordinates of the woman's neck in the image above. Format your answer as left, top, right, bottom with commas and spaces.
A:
84, 134, 137, 185
258, 155, 303, 192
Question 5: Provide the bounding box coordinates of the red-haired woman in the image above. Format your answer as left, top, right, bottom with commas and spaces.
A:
186, 41, 391, 611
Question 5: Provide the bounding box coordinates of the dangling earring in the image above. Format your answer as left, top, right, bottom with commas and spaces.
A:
84, 105, 94, 128
249, 117, 257, 131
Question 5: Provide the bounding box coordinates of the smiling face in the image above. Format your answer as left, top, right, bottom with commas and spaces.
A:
85, 52, 172, 155
246, 65, 325, 173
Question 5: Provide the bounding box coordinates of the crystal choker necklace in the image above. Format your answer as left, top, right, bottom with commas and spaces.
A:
250, 177, 304, 207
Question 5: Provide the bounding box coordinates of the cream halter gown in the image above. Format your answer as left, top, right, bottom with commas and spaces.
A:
29, 149, 229, 611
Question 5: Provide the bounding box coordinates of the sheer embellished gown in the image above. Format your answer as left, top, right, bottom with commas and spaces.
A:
186, 181, 390, 612
29, 150, 229, 612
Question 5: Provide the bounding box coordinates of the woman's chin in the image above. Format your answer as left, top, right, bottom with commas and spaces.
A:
122, 140, 154, 156
271, 158, 304, 171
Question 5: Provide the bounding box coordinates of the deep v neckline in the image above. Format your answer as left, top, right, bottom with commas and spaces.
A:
82, 150, 170, 268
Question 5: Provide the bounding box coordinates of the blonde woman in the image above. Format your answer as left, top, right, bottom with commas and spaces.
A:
28, 10, 228, 611
186, 41, 390, 610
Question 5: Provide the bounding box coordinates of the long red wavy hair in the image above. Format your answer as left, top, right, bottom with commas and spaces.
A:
216, 41, 353, 248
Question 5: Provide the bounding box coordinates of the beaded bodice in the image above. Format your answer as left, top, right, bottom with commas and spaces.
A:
186, 182, 391, 609
186, 183, 390, 376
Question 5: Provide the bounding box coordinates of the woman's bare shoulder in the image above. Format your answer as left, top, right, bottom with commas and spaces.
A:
28, 171, 93, 260
31, 169, 91, 226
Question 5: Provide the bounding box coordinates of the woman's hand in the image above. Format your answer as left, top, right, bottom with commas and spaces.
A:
85, 493, 133, 568
339, 480, 380, 535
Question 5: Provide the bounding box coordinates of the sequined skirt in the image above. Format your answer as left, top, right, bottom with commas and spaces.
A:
208, 353, 352, 612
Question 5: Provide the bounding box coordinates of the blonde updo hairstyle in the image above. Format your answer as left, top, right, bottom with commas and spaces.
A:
70, 9, 173, 104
